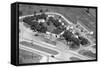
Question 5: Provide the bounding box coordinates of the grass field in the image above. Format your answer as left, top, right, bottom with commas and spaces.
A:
19, 4, 96, 32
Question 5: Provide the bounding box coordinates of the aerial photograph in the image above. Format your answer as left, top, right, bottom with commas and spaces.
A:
19, 4, 96, 64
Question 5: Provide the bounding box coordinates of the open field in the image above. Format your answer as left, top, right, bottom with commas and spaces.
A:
19, 4, 96, 31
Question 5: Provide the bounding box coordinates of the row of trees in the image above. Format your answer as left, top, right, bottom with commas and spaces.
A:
23, 15, 47, 33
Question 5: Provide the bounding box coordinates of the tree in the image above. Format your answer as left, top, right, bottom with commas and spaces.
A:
71, 37, 80, 46
62, 30, 73, 41
52, 19, 61, 27
39, 26, 47, 33
23, 16, 36, 25
62, 30, 80, 46
79, 36, 89, 45
69, 42, 80, 50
